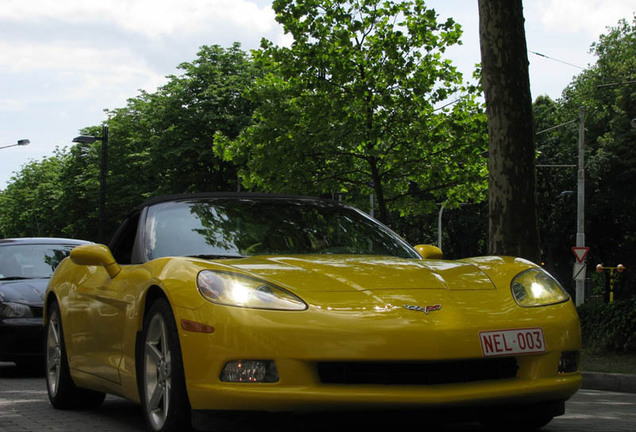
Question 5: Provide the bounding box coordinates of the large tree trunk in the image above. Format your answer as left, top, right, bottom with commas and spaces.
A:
478, 0, 540, 263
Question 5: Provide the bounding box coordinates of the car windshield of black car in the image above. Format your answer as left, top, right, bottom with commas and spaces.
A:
0, 244, 76, 279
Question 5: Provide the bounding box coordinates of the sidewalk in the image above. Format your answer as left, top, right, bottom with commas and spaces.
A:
582, 371, 636, 393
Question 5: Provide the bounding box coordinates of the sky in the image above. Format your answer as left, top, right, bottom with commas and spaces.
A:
1, 0, 634, 188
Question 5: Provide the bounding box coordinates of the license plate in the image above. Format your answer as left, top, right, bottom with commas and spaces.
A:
479, 328, 546, 357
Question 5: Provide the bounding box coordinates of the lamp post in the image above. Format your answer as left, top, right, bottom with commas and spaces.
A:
73, 126, 108, 244
0, 139, 30, 150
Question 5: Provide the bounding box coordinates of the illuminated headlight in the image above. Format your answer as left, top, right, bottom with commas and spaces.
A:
197, 270, 307, 311
511, 268, 570, 307
220, 360, 279, 383
0, 302, 34, 318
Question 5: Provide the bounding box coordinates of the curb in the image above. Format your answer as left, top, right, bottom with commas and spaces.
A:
582, 371, 636, 393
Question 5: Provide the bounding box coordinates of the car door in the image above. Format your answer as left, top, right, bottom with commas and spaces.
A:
64, 265, 129, 384
64, 212, 144, 384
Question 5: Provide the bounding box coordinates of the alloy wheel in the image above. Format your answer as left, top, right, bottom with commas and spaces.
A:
144, 313, 172, 431
46, 311, 62, 397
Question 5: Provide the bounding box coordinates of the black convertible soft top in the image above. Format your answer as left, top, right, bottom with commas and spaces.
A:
134, 192, 338, 212
0, 237, 90, 246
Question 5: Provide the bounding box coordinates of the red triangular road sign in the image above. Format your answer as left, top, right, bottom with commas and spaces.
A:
571, 247, 590, 263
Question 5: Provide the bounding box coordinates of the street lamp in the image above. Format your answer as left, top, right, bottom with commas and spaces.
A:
73, 125, 108, 244
0, 139, 30, 150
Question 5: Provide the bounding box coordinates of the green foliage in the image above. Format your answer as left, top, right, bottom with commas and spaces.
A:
578, 298, 636, 353
0, 44, 263, 241
535, 16, 636, 294
0, 153, 67, 238
217, 0, 488, 225
2, 5, 632, 268
129, 43, 260, 195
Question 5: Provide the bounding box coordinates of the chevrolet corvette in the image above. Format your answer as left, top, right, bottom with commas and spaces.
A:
44, 193, 581, 431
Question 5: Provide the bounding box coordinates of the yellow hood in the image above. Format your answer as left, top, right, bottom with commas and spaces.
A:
218, 255, 496, 293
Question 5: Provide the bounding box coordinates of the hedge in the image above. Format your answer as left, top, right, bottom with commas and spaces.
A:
577, 298, 636, 353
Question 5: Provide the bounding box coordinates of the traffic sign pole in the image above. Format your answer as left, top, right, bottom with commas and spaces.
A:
575, 107, 586, 306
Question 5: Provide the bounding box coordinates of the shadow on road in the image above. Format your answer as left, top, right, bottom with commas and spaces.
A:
0, 361, 45, 378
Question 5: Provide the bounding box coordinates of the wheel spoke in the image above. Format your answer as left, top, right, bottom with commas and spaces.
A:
148, 380, 164, 411
146, 341, 163, 367
49, 318, 59, 345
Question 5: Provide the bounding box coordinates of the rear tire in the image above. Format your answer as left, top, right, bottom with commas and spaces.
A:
140, 298, 192, 432
45, 300, 106, 409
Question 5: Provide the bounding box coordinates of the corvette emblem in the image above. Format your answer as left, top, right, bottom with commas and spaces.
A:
402, 304, 442, 314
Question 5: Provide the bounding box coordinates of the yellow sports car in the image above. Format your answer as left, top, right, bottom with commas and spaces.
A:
44, 193, 581, 432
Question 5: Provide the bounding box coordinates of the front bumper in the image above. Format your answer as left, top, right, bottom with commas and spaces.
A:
0, 317, 44, 362
175, 294, 582, 412
189, 372, 581, 411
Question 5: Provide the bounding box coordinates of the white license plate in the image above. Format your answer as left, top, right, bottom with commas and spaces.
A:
479, 328, 546, 357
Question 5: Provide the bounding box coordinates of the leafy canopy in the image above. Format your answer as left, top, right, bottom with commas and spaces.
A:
216, 0, 487, 223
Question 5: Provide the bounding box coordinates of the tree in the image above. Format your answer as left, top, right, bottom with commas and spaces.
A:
132, 43, 261, 195
56, 134, 108, 240
556, 16, 636, 298
100, 43, 262, 238
478, 0, 540, 263
532, 95, 579, 286
0, 155, 67, 238
0, 44, 264, 242
217, 0, 487, 225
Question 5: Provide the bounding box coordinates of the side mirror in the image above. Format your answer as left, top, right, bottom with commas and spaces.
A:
70, 244, 121, 278
414, 244, 444, 260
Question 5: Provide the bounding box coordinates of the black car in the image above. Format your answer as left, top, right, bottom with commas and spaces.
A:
0, 237, 90, 369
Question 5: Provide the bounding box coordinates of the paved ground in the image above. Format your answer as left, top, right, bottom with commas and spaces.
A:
1, 363, 636, 431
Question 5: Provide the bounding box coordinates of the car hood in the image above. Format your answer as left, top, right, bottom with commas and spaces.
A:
219, 255, 496, 292
0, 278, 48, 305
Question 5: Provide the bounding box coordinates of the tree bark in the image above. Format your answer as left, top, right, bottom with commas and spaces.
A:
478, 0, 540, 263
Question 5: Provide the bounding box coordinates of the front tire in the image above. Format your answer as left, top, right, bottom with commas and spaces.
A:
45, 300, 106, 409
140, 298, 192, 432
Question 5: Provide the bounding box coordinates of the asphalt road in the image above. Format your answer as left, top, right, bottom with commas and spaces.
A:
1, 362, 635, 432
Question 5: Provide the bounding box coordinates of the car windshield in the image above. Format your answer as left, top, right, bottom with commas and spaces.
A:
144, 198, 420, 260
0, 244, 77, 279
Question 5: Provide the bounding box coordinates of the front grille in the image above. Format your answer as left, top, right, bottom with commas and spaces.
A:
317, 357, 518, 385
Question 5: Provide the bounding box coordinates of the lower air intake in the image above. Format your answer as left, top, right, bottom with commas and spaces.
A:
317, 357, 518, 385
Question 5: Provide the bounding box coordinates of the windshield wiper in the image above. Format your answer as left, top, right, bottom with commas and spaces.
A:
186, 254, 245, 260
0, 276, 32, 281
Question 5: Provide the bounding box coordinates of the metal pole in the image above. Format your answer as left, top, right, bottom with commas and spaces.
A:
575, 107, 585, 306
98, 125, 108, 244
438, 204, 444, 250
0, 139, 30, 150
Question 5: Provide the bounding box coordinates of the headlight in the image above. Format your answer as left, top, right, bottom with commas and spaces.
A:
511, 268, 570, 307
197, 270, 307, 311
0, 302, 34, 318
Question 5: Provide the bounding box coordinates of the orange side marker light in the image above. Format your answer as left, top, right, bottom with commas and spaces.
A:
181, 319, 216, 333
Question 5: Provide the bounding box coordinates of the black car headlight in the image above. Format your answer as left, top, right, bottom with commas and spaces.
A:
511, 268, 570, 307
0, 302, 34, 318
197, 270, 307, 311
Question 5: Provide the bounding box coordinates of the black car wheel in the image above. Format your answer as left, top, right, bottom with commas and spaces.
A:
140, 298, 192, 432
45, 300, 106, 409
